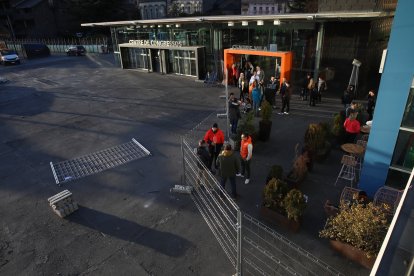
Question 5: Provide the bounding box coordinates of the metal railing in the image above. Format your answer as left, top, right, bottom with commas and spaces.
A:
2, 37, 109, 55
182, 111, 343, 275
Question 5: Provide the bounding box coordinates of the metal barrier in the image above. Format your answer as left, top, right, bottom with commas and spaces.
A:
182, 110, 241, 273
182, 111, 343, 275
3, 37, 109, 55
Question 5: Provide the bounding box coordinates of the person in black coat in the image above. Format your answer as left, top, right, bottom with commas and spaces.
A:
196, 140, 211, 187
367, 90, 376, 120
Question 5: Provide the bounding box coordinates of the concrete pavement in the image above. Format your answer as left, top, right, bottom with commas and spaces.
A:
0, 54, 369, 275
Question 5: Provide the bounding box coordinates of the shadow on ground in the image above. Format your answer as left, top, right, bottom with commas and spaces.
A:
67, 206, 193, 257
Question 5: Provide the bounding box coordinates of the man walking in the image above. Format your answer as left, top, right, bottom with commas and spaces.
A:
216, 144, 240, 199
237, 133, 253, 184
204, 123, 225, 172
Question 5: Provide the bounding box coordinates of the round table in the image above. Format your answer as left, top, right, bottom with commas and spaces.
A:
341, 143, 365, 156
361, 125, 371, 134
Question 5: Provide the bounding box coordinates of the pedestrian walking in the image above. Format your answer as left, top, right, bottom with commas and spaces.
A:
236, 133, 253, 184
266, 76, 279, 109
204, 123, 225, 172
216, 144, 240, 199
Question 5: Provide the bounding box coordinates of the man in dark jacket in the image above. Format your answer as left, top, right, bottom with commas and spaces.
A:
216, 144, 240, 199
367, 90, 376, 120
196, 140, 211, 188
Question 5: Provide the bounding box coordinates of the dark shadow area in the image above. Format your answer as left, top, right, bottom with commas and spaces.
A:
67, 206, 193, 257
0, 86, 54, 116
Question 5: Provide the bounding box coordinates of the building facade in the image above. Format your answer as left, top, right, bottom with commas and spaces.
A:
241, 0, 289, 15
139, 0, 167, 19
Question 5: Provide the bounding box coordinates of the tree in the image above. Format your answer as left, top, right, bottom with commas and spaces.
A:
287, 0, 307, 13
63, 0, 124, 23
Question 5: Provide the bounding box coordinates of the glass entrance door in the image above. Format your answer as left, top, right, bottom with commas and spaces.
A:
122, 47, 149, 70
170, 50, 197, 77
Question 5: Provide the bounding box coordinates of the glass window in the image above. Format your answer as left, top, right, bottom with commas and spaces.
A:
401, 87, 414, 128
388, 77, 414, 185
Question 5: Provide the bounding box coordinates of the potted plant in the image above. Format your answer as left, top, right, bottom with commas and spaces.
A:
286, 151, 309, 187
331, 112, 346, 146
260, 177, 307, 232
283, 189, 307, 222
304, 123, 331, 162
232, 111, 256, 150
259, 100, 272, 141
319, 202, 390, 269
266, 165, 284, 184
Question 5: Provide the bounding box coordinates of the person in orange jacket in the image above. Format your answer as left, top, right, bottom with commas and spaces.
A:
236, 132, 253, 184
204, 123, 225, 171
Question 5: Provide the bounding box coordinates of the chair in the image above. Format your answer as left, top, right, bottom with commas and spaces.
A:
355, 140, 367, 175
373, 186, 403, 216
335, 154, 357, 187
340, 186, 362, 204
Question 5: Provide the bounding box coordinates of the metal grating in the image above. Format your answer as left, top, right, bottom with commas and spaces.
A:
50, 138, 150, 185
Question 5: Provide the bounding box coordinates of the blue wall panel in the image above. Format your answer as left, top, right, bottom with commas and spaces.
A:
359, 0, 414, 196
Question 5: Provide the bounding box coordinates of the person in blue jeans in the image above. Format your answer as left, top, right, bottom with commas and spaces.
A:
216, 144, 240, 199
251, 80, 261, 117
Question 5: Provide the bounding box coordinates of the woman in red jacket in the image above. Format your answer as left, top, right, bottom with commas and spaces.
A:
343, 112, 361, 143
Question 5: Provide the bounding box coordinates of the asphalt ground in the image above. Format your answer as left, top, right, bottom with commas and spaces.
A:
0, 54, 369, 275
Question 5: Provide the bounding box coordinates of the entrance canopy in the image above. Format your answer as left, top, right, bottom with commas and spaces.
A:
224, 48, 293, 85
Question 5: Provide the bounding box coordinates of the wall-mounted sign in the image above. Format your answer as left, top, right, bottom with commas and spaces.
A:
232, 45, 268, 51
128, 40, 183, 47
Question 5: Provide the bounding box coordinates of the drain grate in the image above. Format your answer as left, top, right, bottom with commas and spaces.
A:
50, 138, 150, 185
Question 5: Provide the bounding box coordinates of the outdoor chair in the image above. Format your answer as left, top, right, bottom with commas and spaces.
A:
373, 186, 403, 216
355, 139, 367, 175
335, 154, 357, 187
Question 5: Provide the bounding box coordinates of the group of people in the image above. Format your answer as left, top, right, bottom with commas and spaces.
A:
196, 123, 254, 199
301, 73, 328, 106
343, 89, 376, 143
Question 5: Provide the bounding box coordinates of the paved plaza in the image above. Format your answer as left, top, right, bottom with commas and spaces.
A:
0, 54, 370, 275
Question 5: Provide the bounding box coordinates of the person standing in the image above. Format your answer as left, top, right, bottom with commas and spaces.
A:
302, 73, 313, 101
266, 76, 279, 109
367, 90, 376, 121
256, 66, 265, 106
204, 123, 225, 172
251, 80, 261, 117
237, 133, 253, 184
229, 93, 241, 134
344, 112, 361, 143
317, 76, 327, 103
216, 144, 240, 199
279, 78, 291, 115
238, 72, 249, 101
196, 139, 211, 187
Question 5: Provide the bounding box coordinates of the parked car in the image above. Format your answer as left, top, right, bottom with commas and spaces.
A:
0, 49, 20, 65
65, 45, 86, 56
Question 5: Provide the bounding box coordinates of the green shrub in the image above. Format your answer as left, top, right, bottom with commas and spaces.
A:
261, 100, 272, 122
263, 178, 288, 213
319, 202, 390, 258
283, 189, 307, 222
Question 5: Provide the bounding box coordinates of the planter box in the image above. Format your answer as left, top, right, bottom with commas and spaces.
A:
259, 206, 300, 233
329, 240, 375, 269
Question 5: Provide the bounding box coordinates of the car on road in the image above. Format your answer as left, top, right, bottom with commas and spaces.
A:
65, 45, 86, 56
0, 49, 20, 65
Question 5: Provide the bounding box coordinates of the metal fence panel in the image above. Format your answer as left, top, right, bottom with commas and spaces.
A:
182, 110, 344, 276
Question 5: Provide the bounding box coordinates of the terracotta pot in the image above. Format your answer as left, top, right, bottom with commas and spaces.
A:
329, 240, 376, 269
259, 206, 300, 233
